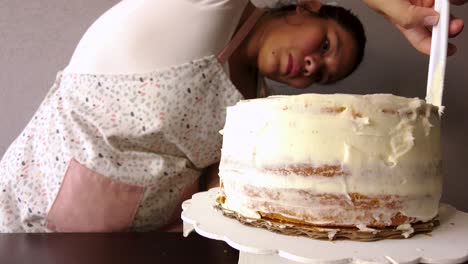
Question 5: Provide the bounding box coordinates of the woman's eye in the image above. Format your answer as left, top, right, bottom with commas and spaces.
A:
321, 38, 330, 54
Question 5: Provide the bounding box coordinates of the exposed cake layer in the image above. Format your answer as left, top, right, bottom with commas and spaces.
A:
219, 93, 442, 226
219, 179, 439, 227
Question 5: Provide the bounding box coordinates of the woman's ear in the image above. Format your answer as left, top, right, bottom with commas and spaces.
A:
296, 0, 322, 15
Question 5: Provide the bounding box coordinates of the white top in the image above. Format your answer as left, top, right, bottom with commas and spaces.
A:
65, 0, 249, 74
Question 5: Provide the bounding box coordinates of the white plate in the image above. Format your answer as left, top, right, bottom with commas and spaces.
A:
181, 188, 468, 264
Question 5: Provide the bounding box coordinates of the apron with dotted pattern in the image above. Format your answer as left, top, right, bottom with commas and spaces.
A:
0, 9, 264, 233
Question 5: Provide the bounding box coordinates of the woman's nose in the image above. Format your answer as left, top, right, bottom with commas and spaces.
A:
303, 55, 322, 77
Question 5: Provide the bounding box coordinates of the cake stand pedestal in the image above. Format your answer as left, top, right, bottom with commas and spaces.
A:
181, 188, 468, 264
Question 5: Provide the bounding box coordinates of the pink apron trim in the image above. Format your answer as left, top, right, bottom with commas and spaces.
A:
46, 159, 145, 232
217, 8, 265, 64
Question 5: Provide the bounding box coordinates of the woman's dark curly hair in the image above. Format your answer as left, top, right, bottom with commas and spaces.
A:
272, 4, 366, 79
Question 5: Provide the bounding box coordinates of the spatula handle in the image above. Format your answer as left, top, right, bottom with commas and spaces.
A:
425, 0, 450, 108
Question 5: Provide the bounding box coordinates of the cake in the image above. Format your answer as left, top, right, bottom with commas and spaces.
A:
216, 93, 442, 241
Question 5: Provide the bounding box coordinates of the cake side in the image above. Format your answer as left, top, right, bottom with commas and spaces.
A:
218, 93, 442, 230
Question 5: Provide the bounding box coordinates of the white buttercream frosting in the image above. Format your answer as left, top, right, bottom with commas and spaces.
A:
219, 93, 443, 226
397, 224, 415, 238
356, 224, 378, 233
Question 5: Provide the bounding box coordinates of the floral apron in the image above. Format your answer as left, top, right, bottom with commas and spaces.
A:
0, 9, 265, 233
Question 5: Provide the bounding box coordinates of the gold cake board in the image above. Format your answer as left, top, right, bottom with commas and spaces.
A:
214, 204, 439, 242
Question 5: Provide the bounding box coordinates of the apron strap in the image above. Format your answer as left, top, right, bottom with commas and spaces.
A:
217, 8, 265, 64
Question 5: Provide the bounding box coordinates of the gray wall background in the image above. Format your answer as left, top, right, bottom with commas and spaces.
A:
1, 1, 467, 211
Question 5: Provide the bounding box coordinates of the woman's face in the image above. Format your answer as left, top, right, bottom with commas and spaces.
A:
257, 11, 358, 88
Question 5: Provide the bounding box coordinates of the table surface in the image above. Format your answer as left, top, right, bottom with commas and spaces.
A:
0, 232, 239, 264
1, 232, 467, 264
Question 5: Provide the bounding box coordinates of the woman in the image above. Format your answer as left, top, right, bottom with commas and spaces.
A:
0, 0, 365, 232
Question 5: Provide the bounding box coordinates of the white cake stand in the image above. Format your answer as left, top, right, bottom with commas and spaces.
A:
181, 188, 468, 264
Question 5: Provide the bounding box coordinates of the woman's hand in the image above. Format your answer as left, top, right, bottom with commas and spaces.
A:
363, 0, 466, 56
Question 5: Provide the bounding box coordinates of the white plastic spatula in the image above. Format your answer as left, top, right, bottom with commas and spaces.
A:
425, 0, 450, 110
